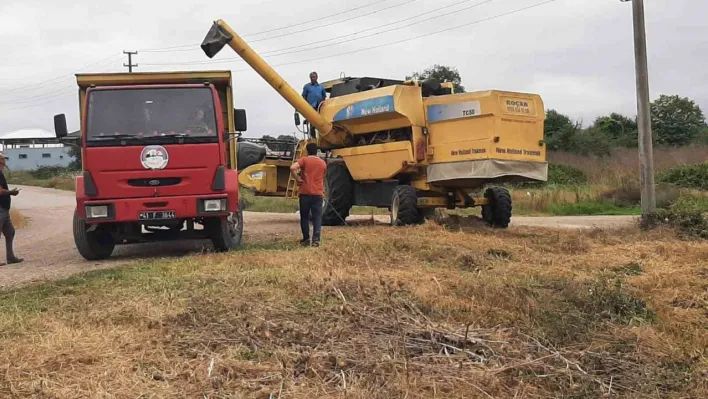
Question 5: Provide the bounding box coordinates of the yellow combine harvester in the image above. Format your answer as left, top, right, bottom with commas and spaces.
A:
204, 20, 548, 227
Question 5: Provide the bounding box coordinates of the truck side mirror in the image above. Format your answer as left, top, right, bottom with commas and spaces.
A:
294, 112, 301, 126
54, 114, 68, 138
234, 109, 247, 132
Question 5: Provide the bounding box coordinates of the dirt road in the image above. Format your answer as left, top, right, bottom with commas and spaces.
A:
0, 185, 636, 288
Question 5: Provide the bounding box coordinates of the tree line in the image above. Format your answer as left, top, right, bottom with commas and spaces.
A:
545, 94, 707, 156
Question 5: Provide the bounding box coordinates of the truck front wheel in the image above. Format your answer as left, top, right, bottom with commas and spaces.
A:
73, 209, 115, 260
208, 210, 244, 252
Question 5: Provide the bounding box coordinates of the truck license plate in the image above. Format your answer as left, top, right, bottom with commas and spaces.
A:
139, 210, 176, 220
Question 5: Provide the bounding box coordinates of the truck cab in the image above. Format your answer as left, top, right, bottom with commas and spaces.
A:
53, 71, 265, 260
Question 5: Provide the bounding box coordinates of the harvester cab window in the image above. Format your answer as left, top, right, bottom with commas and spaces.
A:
86, 87, 217, 141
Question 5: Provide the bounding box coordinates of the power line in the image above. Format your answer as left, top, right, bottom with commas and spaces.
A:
4, 0, 556, 110
140, 0, 418, 52
248, 0, 421, 44
1, 56, 119, 109
144, 0, 553, 69
4, 89, 77, 112
229, 0, 558, 71
1, 53, 122, 95
142, 0, 482, 61
244, 0, 399, 38
261, 0, 485, 56
143, 0, 496, 67
0, 55, 120, 105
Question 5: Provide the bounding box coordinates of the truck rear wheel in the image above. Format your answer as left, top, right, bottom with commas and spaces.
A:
482, 187, 512, 228
322, 162, 354, 226
208, 209, 244, 252
73, 209, 115, 260
390, 185, 420, 226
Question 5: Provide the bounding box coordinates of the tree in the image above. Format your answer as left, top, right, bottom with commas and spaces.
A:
67, 145, 82, 169
589, 113, 638, 148
543, 110, 612, 157
543, 110, 577, 152
407, 64, 465, 93
650, 94, 706, 147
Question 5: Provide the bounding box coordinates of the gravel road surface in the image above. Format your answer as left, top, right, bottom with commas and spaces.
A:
0, 185, 636, 288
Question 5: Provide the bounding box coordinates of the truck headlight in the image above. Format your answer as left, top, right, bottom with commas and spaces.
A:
250, 171, 265, 179
86, 205, 108, 219
203, 199, 227, 212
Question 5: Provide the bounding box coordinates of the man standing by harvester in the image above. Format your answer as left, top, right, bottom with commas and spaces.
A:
290, 143, 327, 247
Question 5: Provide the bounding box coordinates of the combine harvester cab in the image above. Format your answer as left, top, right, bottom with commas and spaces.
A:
53, 71, 266, 260
201, 20, 547, 228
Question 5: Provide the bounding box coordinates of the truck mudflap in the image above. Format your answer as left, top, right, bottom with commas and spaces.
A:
79, 194, 236, 224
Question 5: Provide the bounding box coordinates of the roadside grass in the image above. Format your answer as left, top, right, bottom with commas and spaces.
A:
6, 171, 75, 191
547, 202, 641, 216
549, 145, 708, 186
0, 223, 706, 398
240, 190, 388, 216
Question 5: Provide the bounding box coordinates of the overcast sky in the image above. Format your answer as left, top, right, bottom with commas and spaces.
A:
0, 0, 705, 138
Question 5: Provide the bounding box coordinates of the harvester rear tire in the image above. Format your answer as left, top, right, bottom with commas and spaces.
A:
390, 185, 419, 226
322, 162, 354, 226
73, 208, 115, 260
482, 187, 512, 228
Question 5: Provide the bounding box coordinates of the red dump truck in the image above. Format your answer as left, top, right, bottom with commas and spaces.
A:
53, 71, 266, 260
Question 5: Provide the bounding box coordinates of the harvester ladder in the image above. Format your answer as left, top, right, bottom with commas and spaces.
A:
285, 140, 308, 199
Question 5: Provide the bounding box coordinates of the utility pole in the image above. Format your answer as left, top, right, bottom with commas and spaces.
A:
123, 50, 138, 73
622, 0, 655, 214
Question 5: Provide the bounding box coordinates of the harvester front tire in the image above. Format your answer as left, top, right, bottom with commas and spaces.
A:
209, 204, 244, 252
482, 187, 512, 228
73, 209, 115, 261
390, 185, 419, 226
322, 162, 354, 226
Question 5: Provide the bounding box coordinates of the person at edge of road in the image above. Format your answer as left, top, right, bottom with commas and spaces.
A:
290, 143, 327, 247
302, 71, 326, 110
0, 153, 23, 266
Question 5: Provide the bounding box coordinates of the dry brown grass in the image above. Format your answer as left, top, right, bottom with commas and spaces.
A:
9, 209, 26, 229
0, 223, 706, 398
549, 145, 708, 186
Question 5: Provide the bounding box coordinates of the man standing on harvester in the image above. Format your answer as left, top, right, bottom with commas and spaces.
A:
301, 72, 326, 138
302, 71, 326, 110
290, 143, 327, 247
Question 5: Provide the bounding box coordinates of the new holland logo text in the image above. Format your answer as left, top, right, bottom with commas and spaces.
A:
359, 104, 391, 116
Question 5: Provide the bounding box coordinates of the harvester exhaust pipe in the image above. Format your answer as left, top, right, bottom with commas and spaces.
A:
201, 20, 335, 137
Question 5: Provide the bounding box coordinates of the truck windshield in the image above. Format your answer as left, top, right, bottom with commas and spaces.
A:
86, 87, 218, 142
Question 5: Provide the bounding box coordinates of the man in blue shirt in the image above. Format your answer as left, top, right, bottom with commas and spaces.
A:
302, 71, 326, 110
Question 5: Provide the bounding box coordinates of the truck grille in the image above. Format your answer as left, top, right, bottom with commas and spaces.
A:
127, 178, 182, 187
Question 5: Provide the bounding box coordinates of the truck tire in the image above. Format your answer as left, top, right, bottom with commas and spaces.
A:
73, 209, 115, 260
322, 162, 354, 226
209, 206, 244, 252
482, 187, 512, 228
390, 185, 420, 226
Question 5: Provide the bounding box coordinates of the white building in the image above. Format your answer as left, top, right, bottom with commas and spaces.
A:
0, 128, 75, 171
